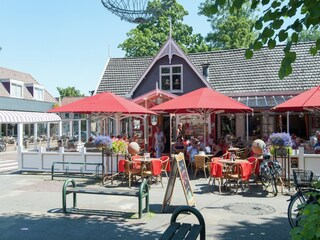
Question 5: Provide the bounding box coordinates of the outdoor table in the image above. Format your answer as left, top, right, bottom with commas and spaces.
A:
218, 159, 251, 187
228, 147, 240, 153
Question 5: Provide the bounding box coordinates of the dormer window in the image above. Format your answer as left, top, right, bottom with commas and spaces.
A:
10, 80, 23, 98
25, 83, 44, 101
160, 65, 183, 93
34, 86, 44, 101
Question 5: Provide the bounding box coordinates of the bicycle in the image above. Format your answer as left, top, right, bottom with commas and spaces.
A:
287, 169, 319, 228
0, 139, 6, 152
259, 154, 283, 196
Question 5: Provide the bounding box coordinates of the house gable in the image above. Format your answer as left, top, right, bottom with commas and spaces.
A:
132, 54, 208, 99
128, 37, 211, 98
96, 41, 320, 108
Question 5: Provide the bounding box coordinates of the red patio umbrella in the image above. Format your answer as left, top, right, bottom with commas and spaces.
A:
272, 85, 320, 112
151, 88, 252, 114
151, 88, 252, 148
49, 92, 155, 115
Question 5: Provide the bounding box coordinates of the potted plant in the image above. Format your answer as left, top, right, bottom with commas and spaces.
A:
93, 135, 113, 154
268, 132, 293, 156
111, 139, 128, 155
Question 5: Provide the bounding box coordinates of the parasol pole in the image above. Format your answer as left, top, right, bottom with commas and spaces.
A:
246, 113, 249, 144
170, 113, 173, 158
287, 111, 290, 134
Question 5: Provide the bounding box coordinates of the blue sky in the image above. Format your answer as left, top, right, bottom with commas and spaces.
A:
0, 1, 212, 97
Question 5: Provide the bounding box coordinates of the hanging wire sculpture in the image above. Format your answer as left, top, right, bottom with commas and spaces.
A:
101, 0, 159, 23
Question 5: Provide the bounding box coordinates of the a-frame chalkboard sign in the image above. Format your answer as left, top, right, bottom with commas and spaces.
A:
161, 152, 195, 213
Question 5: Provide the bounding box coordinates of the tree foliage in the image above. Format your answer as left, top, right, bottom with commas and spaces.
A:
118, 0, 210, 57
299, 27, 320, 42
199, 0, 257, 49
290, 181, 320, 240
206, 0, 320, 79
57, 87, 84, 98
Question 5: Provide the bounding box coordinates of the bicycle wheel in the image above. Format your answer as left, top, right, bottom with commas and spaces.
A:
260, 169, 270, 187
260, 162, 271, 187
287, 190, 311, 228
270, 169, 278, 196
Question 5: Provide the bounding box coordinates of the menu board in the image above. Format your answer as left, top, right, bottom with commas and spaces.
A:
161, 152, 195, 213
176, 153, 195, 207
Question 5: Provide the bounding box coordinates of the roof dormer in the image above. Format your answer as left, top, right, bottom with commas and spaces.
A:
25, 83, 44, 101
1, 79, 24, 98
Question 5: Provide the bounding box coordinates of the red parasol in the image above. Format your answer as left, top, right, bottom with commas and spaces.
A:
151, 87, 252, 114
49, 92, 156, 115
272, 85, 320, 112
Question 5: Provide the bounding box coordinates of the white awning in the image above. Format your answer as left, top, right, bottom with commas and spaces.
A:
0, 111, 61, 123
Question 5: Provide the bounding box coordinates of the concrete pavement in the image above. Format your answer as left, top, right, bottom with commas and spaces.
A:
0, 151, 292, 240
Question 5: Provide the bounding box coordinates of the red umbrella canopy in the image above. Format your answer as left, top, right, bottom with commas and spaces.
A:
151, 88, 252, 114
272, 85, 320, 112
49, 92, 156, 115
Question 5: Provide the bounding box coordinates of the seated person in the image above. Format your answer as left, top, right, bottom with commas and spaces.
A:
211, 143, 222, 157
66, 139, 76, 151
187, 138, 199, 164
174, 136, 185, 153
84, 137, 95, 148
218, 137, 229, 155
84, 136, 97, 151
49, 140, 62, 151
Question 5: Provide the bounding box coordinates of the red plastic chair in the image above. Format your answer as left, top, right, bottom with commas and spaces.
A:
143, 159, 163, 188
247, 156, 258, 176
118, 159, 126, 173
131, 155, 142, 170
208, 161, 224, 193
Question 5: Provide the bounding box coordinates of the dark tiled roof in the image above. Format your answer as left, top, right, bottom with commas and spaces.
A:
187, 42, 320, 95
97, 57, 153, 96
97, 42, 320, 101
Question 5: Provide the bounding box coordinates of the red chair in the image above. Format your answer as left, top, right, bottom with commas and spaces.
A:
131, 155, 142, 170
160, 156, 170, 179
248, 157, 260, 181
118, 159, 126, 184
208, 161, 224, 193
143, 159, 163, 188
118, 159, 126, 173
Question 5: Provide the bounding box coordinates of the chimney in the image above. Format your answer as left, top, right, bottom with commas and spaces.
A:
201, 63, 210, 80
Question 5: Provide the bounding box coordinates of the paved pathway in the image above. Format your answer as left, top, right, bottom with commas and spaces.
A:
0, 150, 293, 239
0, 151, 18, 173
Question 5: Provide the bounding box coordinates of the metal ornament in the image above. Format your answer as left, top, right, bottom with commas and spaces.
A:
101, 0, 158, 23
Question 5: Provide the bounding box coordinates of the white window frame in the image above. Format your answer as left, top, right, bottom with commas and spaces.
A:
33, 85, 44, 101
159, 64, 183, 93
10, 80, 24, 98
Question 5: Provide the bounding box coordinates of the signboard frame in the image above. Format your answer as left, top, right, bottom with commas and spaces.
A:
161, 152, 195, 212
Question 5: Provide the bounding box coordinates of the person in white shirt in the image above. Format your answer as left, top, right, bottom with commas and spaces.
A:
153, 126, 166, 158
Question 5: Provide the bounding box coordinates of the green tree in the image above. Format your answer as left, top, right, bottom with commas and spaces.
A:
57, 87, 84, 99
118, 0, 210, 57
205, 0, 320, 79
299, 27, 320, 42
199, 0, 257, 49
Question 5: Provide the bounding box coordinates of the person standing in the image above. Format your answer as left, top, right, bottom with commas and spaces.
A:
153, 126, 166, 158
176, 123, 183, 139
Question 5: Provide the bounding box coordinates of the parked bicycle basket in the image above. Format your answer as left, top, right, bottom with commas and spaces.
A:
293, 170, 313, 188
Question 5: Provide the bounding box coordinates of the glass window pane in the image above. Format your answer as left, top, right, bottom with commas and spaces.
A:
161, 76, 170, 90
172, 75, 181, 90
161, 67, 170, 74
172, 66, 181, 73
